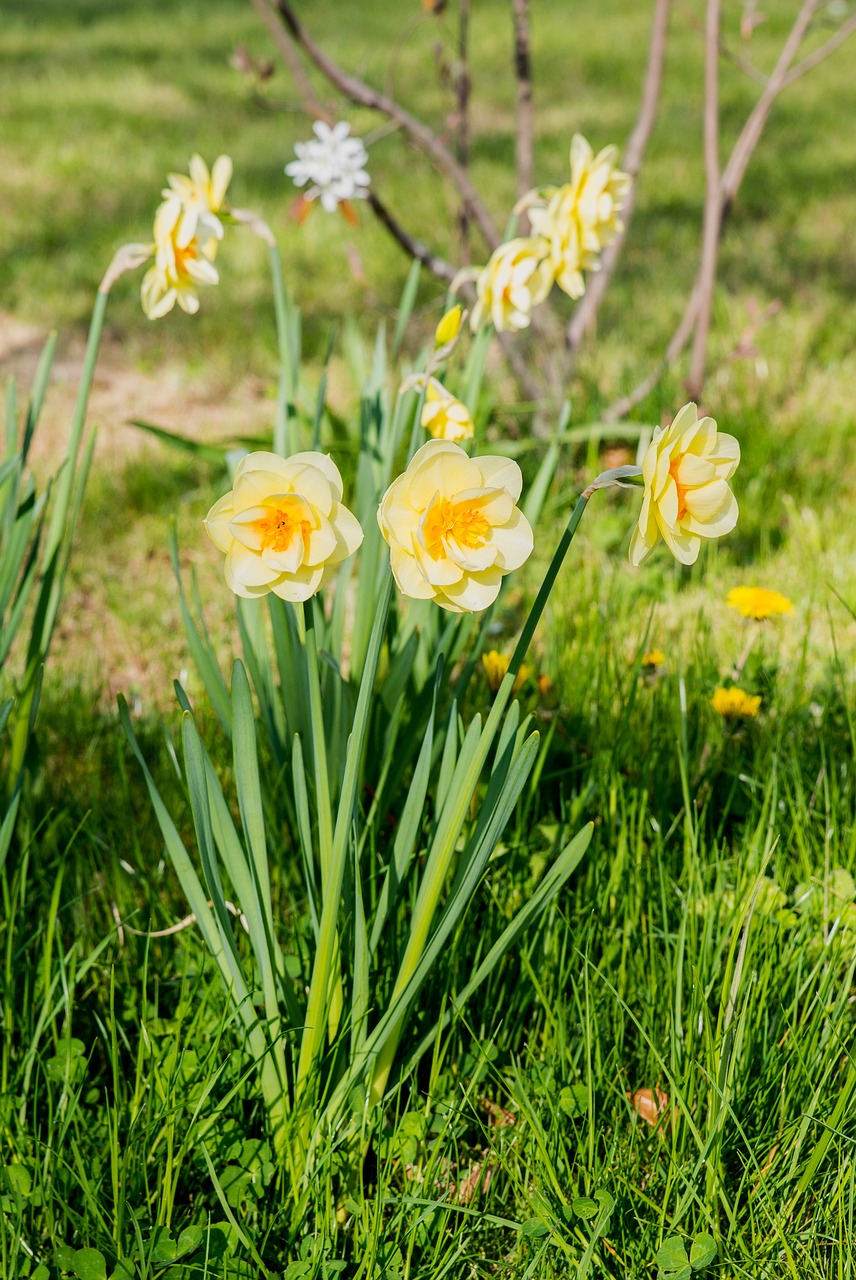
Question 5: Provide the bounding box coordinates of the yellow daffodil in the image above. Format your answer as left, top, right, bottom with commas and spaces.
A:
140, 201, 220, 319
526, 134, 630, 299
641, 648, 666, 668
205, 451, 363, 602
420, 379, 474, 443
159, 154, 233, 248
629, 403, 740, 567
481, 650, 529, 693
470, 237, 553, 333
727, 586, 793, 619
710, 687, 761, 718
377, 439, 534, 613
435, 304, 463, 348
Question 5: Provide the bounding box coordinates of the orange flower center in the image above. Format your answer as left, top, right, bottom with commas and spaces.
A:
256, 501, 312, 554
422, 497, 490, 559
173, 238, 199, 279
669, 455, 689, 521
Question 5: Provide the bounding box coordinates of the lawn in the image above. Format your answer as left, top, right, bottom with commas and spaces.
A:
2, 1, 856, 1277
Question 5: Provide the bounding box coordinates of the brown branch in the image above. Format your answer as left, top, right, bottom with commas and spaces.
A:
782, 11, 856, 87
511, 0, 534, 233
367, 192, 457, 282
567, 0, 671, 352
604, 0, 819, 420
273, 0, 501, 251
685, 0, 722, 401
456, 0, 472, 256
248, 0, 328, 120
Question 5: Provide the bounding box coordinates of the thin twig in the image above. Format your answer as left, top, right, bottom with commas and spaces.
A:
273, 0, 501, 251
456, 0, 472, 255
782, 11, 856, 87
367, 191, 457, 282
248, 0, 328, 119
603, 0, 820, 419
511, 0, 534, 232
567, 0, 671, 352
685, 0, 722, 401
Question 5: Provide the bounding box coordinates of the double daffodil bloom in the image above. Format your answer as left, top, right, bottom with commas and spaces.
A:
629, 403, 740, 567
469, 237, 553, 333
420, 380, 474, 443
205, 451, 363, 602
140, 202, 220, 319
377, 440, 533, 613
159, 154, 233, 248
526, 134, 630, 299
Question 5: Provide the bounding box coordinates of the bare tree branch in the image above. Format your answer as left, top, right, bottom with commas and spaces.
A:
685, 0, 722, 401
456, 0, 472, 255
272, 0, 501, 251
367, 192, 457, 282
511, 0, 534, 232
604, 0, 819, 420
781, 11, 856, 87
248, 0, 328, 119
567, 0, 671, 352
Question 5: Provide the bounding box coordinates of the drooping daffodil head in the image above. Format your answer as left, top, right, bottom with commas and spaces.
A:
205, 451, 363, 602
377, 439, 534, 613
140, 203, 220, 319
566, 133, 630, 259
629, 402, 740, 567
470, 237, 553, 333
420, 379, 474, 443
160, 154, 233, 248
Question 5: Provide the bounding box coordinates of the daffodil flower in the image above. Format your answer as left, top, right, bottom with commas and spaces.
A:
420, 380, 474, 443
377, 439, 534, 613
629, 403, 740, 567
205, 451, 363, 602
160, 154, 233, 248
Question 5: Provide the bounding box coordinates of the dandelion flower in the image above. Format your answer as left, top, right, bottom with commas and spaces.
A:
629, 402, 740, 567
482, 650, 528, 693
205, 451, 363, 602
711, 687, 761, 719
727, 586, 793, 619
641, 648, 666, 668
286, 121, 370, 213
420, 379, 474, 443
377, 439, 534, 613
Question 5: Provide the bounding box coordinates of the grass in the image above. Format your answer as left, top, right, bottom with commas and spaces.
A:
2, 0, 856, 1275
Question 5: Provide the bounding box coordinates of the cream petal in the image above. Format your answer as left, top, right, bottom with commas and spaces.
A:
408, 447, 480, 510
189, 154, 210, 188
490, 508, 534, 571
445, 539, 497, 573
378, 476, 419, 545
474, 456, 523, 501
224, 562, 272, 599
204, 493, 236, 553
709, 433, 741, 478
682, 413, 717, 457
228, 505, 271, 551
327, 502, 364, 562
657, 476, 679, 530
440, 567, 503, 613
270, 564, 325, 603
262, 539, 304, 575
665, 402, 697, 446
629, 522, 656, 567
658, 519, 701, 565
453, 487, 514, 525
176, 290, 200, 315
228, 541, 278, 588
414, 535, 464, 587
682, 488, 738, 538
285, 451, 344, 503
211, 155, 233, 207
675, 453, 717, 487
681, 478, 730, 523
390, 544, 435, 600
282, 462, 335, 516
303, 511, 339, 566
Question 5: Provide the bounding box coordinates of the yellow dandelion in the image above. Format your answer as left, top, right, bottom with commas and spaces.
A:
711, 687, 761, 719
641, 648, 666, 668
482, 651, 528, 693
727, 586, 793, 620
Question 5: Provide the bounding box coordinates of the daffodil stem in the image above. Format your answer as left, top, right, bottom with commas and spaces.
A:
508, 491, 590, 680
269, 242, 296, 455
